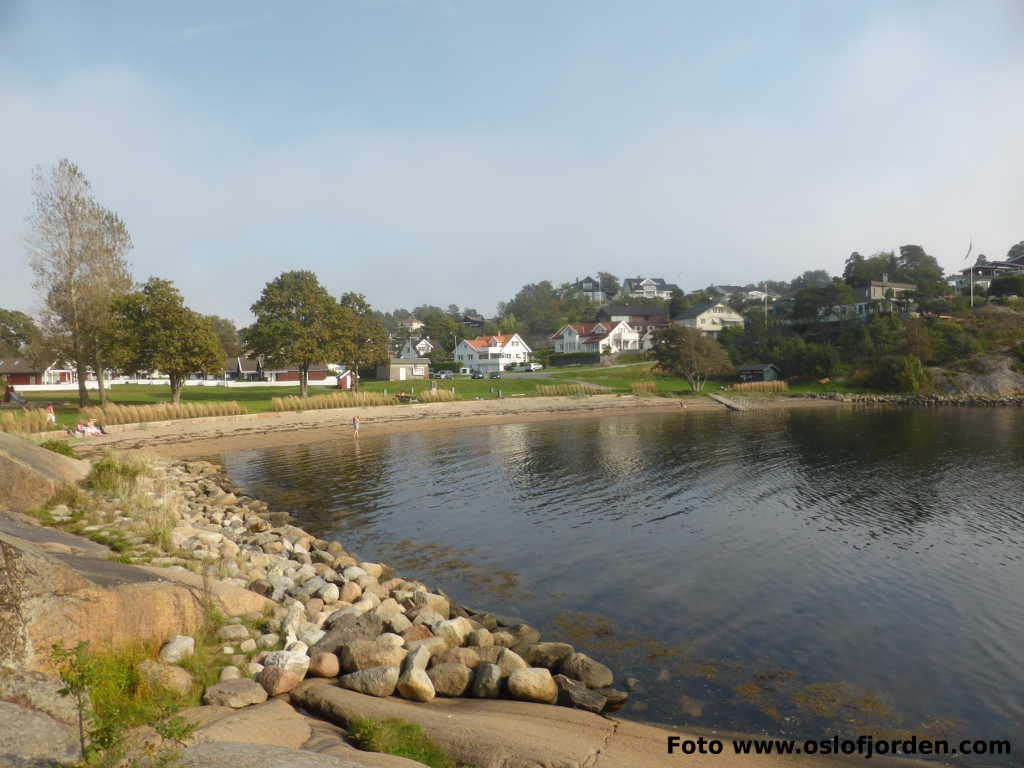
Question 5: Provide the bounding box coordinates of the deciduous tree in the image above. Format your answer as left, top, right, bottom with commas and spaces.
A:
337, 292, 389, 390
651, 326, 734, 391
244, 271, 344, 397
27, 159, 133, 406
110, 278, 222, 403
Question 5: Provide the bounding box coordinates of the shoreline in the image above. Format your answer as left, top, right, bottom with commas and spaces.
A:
71, 393, 844, 459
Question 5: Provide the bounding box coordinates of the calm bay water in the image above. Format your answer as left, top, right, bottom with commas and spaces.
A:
217, 407, 1023, 759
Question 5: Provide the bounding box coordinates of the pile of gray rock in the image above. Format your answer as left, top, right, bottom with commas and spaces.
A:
800, 392, 1024, 406
150, 460, 628, 715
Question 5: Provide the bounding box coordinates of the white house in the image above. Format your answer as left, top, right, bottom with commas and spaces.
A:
550, 322, 640, 355
622, 277, 681, 300
454, 334, 532, 373
574, 275, 607, 303
399, 337, 440, 359
672, 301, 745, 336
399, 317, 425, 332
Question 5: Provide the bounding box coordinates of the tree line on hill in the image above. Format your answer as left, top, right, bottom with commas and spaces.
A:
4, 159, 389, 405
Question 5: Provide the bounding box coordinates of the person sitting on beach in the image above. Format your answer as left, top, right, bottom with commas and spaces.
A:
85, 418, 106, 436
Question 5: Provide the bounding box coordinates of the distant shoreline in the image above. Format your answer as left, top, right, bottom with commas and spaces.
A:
71, 393, 843, 459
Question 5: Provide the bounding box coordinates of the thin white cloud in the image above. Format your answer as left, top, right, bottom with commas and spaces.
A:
182, 14, 269, 40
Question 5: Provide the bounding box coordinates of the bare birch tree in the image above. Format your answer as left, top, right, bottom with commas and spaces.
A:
27, 159, 133, 406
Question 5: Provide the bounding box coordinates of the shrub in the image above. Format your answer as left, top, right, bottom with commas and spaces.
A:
85, 454, 145, 495
869, 355, 931, 393
0, 409, 50, 433
272, 392, 398, 411
535, 383, 597, 397
417, 389, 457, 403
80, 401, 244, 426
40, 439, 76, 457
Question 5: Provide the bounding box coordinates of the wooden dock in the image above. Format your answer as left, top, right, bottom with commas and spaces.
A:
707, 393, 748, 411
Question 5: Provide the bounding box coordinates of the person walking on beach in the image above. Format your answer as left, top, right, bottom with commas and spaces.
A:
352, 415, 360, 438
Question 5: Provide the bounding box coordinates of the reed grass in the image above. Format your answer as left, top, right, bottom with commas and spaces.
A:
272, 391, 399, 412
79, 401, 244, 425
535, 383, 597, 397
0, 409, 50, 433
629, 381, 657, 395
417, 389, 457, 403
732, 380, 789, 393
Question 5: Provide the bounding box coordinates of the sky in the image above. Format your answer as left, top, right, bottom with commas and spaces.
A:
1, 0, 1022, 323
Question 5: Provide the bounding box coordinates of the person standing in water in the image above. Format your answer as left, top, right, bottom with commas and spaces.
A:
352, 415, 360, 437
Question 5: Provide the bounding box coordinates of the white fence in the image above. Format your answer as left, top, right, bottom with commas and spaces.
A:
13, 377, 339, 392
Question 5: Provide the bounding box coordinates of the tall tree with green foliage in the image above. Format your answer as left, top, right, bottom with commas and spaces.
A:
337, 292, 389, 391
244, 271, 344, 397
110, 278, 222, 403
651, 326, 734, 391
27, 159, 133, 406
206, 315, 242, 358
0, 309, 41, 355
421, 310, 464, 351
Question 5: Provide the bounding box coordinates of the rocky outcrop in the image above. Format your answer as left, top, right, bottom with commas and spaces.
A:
0, 432, 89, 513
0, 516, 272, 672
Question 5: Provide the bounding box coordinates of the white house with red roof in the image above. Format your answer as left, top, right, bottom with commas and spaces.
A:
549, 321, 640, 355
454, 333, 532, 373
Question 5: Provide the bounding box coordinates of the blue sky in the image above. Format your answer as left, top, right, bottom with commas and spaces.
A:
2, 1, 1022, 322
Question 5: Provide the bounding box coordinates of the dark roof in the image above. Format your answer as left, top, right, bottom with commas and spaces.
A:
224, 355, 262, 373
598, 304, 666, 318
0, 358, 53, 374
738, 363, 779, 372
623, 277, 680, 292
671, 302, 720, 321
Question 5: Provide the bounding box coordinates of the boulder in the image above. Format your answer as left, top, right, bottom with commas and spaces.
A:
159, 635, 196, 663
0, 700, 80, 766
496, 648, 528, 676
339, 639, 407, 673
308, 651, 340, 678
338, 666, 399, 698
596, 686, 629, 713
427, 663, 472, 697
396, 668, 436, 702
560, 652, 613, 689
202, 679, 269, 708
507, 668, 558, 704
467, 628, 493, 647
217, 624, 251, 642
524, 642, 574, 670
259, 665, 303, 696
431, 647, 480, 670
138, 659, 195, 696
313, 612, 384, 655
553, 674, 607, 714
180, 740, 373, 768
404, 637, 448, 657
431, 617, 473, 647
220, 666, 242, 682
263, 649, 310, 678
0, 431, 89, 513
471, 663, 503, 698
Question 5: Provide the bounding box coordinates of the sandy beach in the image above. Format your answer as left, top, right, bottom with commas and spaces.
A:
73, 393, 842, 459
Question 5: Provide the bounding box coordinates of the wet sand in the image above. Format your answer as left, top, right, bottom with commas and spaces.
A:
71, 394, 842, 460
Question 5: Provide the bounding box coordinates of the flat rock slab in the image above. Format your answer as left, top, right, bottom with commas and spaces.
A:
292, 680, 618, 768
179, 741, 374, 768
181, 699, 310, 748
0, 699, 80, 767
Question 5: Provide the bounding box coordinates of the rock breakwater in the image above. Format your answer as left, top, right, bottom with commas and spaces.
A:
138, 458, 631, 714
796, 392, 1024, 407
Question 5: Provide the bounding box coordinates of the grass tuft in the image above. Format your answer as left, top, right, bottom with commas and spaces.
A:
535, 383, 597, 397
629, 381, 657, 395
348, 717, 464, 768
80, 401, 244, 426
732, 380, 789, 393
0, 409, 50, 433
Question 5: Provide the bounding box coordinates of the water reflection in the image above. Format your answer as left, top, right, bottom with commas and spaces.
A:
218, 407, 1024, 765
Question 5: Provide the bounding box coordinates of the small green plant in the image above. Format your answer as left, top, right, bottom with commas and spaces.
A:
40, 438, 77, 457
84, 454, 145, 495
49, 641, 197, 767
347, 717, 464, 768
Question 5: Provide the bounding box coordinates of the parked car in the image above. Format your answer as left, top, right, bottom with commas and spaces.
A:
522, 362, 543, 372
434, 370, 454, 379
489, 371, 502, 379
470, 370, 484, 379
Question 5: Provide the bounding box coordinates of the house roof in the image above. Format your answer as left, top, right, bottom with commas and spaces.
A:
550, 323, 608, 340
0, 358, 51, 375
672, 302, 722, 321
225, 355, 262, 373
599, 305, 666, 318
623, 277, 680, 292
463, 334, 517, 349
